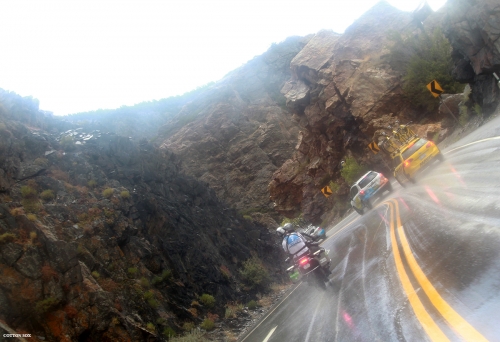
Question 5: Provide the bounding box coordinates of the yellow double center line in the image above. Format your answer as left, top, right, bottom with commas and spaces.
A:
387, 199, 487, 341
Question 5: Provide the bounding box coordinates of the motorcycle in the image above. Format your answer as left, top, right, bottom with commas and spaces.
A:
287, 247, 331, 289
300, 224, 327, 241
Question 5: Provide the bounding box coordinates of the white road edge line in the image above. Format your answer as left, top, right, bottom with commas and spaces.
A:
262, 326, 278, 342
240, 283, 303, 342
304, 294, 324, 342
445, 135, 500, 154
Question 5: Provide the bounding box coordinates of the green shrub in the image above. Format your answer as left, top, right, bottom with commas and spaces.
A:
182, 322, 195, 332
77, 244, 86, 255
27, 214, 37, 221
0, 233, 16, 244
459, 105, 469, 127
473, 103, 482, 116
143, 290, 159, 308
103, 208, 114, 218
147, 298, 159, 309
140, 277, 150, 288
199, 294, 215, 308
240, 257, 270, 289
34, 158, 49, 167
163, 326, 177, 339
21, 186, 37, 199
143, 290, 154, 300
328, 181, 340, 194
168, 329, 208, 341
387, 28, 463, 110
432, 132, 440, 143
21, 199, 40, 213
120, 190, 130, 199
152, 269, 172, 285
60, 135, 75, 151
146, 322, 155, 332
280, 213, 306, 228
91, 271, 100, 279
102, 188, 114, 198
35, 297, 59, 315
247, 300, 259, 310
40, 189, 55, 201
340, 156, 367, 185
200, 318, 214, 331
127, 267, 138, 278
224, 307, 234, 319
156, 318, 167, 325
87, 179, 97, 188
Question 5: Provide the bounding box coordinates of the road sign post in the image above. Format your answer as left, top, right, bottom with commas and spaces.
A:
426, 79, 463, 128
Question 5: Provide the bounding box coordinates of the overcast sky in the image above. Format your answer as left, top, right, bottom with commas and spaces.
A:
0, 0, 447, 116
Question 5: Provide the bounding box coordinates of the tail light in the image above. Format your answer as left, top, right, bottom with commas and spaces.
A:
404, 159, 413, 167
426, 142, 433, 148
360, 190, 365, 195
299, 257, 309, 265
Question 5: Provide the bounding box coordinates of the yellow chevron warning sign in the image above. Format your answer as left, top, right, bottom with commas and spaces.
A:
368, 141, 380, 154
426, 80, 444, 98
321, 186, 333, 198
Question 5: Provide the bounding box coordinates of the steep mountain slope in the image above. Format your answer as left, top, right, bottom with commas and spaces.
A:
53, 1, 498, 228
158, 37, 308, 227
0, 90, 285, 341
270, 3, 417, 222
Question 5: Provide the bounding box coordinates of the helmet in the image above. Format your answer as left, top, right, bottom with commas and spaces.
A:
276, 227, 285, 236
283, 223, 293, 231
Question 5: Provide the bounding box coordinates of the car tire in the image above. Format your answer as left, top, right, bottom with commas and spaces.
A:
364, 200, 372, 210
353, 207, 363, 215
386, 182, 393, 193
396, 177, 406, 188
405, 173, 415, 184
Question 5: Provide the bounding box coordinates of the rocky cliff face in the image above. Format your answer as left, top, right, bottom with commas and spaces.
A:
33, 1, 486, 229
0, 90, 286, 341
443, 0, 500, 112
158, 37, 307, 227
270, 0, 500, 224
156, 2, 465, 225
270, 3, 420, 223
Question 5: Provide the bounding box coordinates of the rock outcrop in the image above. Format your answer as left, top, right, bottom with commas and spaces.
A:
0, 90, 286, 341
158, 37, 307, 227
443, 0, 500, 111
269, 3, 418, 223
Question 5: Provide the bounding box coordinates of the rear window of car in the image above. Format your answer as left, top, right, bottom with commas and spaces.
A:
402, 139, 426, 160
358, 172, 377, 188
349, 186, 359, 199
392, 155, 402, 168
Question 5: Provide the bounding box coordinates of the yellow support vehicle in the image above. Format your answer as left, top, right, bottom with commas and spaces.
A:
379, 123, 444, 186
392, 137, 443, 186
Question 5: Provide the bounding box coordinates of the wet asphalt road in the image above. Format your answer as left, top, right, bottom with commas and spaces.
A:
241, 116, 500, 342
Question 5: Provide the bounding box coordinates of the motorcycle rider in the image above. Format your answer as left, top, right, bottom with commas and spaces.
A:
277, 223, 320, 258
